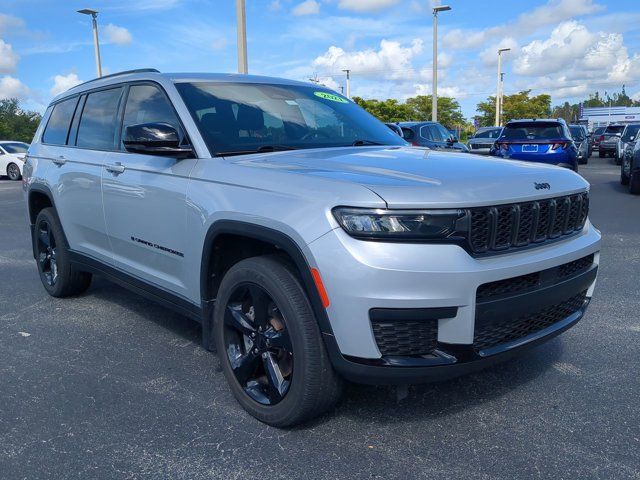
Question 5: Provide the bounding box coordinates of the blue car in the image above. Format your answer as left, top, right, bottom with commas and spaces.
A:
398, 121, 469, 152
490, 119, 578, 171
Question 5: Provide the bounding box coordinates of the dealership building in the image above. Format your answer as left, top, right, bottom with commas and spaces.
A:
579, 106, 640, 129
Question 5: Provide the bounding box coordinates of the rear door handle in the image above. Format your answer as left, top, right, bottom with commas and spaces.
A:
52, 155, 67, 166
105, 162, 125, 175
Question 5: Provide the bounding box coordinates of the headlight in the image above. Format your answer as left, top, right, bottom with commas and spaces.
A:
332, 207, 464, 240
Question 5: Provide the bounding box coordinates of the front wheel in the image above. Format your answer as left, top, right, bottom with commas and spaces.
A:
213, 255, 342, 427
621, 158, 631, 185
7, 162, 21, 181
630, 169, 640, 195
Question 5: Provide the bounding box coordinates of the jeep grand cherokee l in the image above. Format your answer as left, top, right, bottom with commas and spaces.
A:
23, 70, 601, 427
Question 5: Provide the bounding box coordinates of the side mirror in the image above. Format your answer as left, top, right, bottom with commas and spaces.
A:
123, 122, 193, 158
448, 135, 458, 143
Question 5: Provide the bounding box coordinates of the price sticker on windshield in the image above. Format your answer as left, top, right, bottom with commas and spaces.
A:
314, 91, 349, 103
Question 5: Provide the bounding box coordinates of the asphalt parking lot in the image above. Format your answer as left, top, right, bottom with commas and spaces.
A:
1, 155, 639, 480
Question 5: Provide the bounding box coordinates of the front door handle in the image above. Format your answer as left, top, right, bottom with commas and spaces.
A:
52, 155, 67, 166
105, 162, 125, 175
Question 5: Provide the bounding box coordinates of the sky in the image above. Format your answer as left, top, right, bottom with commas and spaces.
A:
1, 0, 640, 120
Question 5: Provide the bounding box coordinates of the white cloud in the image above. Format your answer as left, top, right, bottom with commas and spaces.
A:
293, 0, 320, 16
443, 0, 604, 50
50, 73, 82, 97
479, 37, 520, 66
0, 39, 19, 74
312, 39, 423, 80
211, 36, 227, 50
337, 0, 400, 12
510, 21, 640, 99
269, 1, 282, 11
0, 76, 29, 100
103, 24, 132, 46
0, 13, 25, 36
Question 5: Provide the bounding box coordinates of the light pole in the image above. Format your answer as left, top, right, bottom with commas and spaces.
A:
495, 47, 510, 126
236, 0, 248, 74
77, 8, 102, 78
342, 69, 351, 98
432, 5, 451, 122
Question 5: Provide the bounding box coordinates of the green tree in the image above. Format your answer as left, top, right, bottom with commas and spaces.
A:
551, 101, 580, 123
0, 98, 42, 142
353, 94, 466, 129
476, 90, 551, 126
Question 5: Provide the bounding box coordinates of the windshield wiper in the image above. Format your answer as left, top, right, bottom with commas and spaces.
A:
215, 145, 299, 157
352, 139, 384, 146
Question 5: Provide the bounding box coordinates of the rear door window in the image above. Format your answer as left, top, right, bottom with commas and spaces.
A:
42, 97, 80, 145
76, 87, 124, 150
401, 128, 415, 141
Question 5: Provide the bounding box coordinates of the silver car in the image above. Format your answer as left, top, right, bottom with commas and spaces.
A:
569, 125, 589, 165
23, 70, 601, 426
467, 126, 502, 154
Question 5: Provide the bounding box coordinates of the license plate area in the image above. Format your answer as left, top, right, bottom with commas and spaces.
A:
522, 144, 539, 153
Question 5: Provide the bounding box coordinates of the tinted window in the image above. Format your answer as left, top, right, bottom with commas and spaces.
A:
622, 125, 640, 141
605, 125, 625, 134
569, 126, 585, 141
1, 142, 29, 153
593, 127, 606, 135
176, 82, 404, 155
501, 122, 564, 140
401, 127, 415, 140
473, 128, 501, 139
122, 84, 183, 146
42, 97, 79, 145
422, 124, 449, 142
76, 88, 123, 150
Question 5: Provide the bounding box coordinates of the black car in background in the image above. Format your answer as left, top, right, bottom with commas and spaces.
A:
620, 124, 640, 194
467, 126, 502, 155
569, 124, 589, 164
398, 121, 469, 152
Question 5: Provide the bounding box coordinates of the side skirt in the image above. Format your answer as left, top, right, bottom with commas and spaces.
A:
68, 250, 203, 323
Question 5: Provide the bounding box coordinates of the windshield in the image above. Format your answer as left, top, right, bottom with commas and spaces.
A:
1, 142, 29, 154
622, 125, 640, 142
176, 82, 406, 155
472, 128, 501, 139
569, 126, 585, 141
605, 125, 625, 134
501, 122, 564, 140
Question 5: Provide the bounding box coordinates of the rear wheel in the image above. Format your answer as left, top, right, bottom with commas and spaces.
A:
6, 162, 21, 181
34, 208, 92, 297
621, 157, 631, 185
213, 255, 342, 427
598, 150, 604, 158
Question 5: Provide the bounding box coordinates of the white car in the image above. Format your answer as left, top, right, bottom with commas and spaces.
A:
0, 141, 29, 181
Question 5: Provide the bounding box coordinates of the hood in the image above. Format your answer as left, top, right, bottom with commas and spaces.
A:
228, 146, 589, 208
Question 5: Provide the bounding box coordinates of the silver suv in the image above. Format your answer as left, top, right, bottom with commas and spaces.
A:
23, 69, 601, 426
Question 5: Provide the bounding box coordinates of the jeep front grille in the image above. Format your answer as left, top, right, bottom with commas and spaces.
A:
468, 193, 589, 254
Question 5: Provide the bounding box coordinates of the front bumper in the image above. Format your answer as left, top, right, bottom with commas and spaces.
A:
309, 222, 600, 384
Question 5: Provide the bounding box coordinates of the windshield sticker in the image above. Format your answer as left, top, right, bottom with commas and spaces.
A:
314, 91, 348, 103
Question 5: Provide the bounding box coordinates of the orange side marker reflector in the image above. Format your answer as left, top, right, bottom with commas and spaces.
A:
311, 268, 330, 309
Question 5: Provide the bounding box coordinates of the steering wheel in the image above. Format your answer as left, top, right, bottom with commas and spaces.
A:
300, 130, 331, 141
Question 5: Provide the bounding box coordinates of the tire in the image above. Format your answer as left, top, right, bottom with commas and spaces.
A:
630, 170, 640, 195
621, 158, 630, 185
34, 208, 92, 297
598, 150, 604, 158
6, 162, 21, 181
213, 255, 343, 427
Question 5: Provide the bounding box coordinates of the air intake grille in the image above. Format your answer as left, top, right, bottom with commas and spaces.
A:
468, 193, 589, 255
473, 291, 587, 351
371, 320, 438, 356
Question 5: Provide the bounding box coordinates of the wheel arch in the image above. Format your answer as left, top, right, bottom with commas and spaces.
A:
199, 220, 336, 350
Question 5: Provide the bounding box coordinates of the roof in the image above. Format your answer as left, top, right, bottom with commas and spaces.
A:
397, 121, 439, 126
53, 69, 319, 103
506, 118, 566, 124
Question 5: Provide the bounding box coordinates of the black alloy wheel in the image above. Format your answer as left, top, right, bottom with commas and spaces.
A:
7, 163, 21, 180
223, 283, 294, 405
36, 218, 58, 287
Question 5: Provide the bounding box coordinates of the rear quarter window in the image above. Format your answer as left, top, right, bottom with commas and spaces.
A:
42, 97, 79, 145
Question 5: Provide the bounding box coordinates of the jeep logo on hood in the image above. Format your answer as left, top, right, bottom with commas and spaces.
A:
534, 182, 551, 190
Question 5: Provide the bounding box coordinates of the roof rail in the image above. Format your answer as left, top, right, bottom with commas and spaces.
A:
72, 68, 160, 89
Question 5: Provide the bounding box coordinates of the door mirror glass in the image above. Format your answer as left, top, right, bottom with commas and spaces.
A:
123, 122, 193, 158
